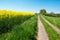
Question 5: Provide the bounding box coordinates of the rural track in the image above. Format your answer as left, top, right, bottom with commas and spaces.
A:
41, 16, 60, 35
37, 16, 49, 40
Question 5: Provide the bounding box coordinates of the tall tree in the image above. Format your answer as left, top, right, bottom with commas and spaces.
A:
40, 9, 46, 14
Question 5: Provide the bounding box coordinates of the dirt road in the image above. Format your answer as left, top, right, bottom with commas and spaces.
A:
37, 16, 49, 40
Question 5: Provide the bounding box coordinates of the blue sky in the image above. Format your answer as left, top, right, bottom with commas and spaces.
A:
0, 0, 60, 13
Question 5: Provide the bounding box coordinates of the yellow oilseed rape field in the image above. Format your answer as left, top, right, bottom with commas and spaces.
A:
0, 10, 34, 18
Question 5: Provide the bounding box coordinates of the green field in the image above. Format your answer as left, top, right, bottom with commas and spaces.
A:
0, 15, 33, 34
40, 15, 60, 40
43, 15, 60, 29
0, 15, 37, 40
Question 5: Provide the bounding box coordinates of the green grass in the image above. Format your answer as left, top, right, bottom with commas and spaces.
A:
0, 15, 37, 40
40, 15, 60, 40
43, 15, 60, 29
0, 15, 33, 34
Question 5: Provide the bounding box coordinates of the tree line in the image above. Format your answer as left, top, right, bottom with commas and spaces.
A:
39, 9, 60, 17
